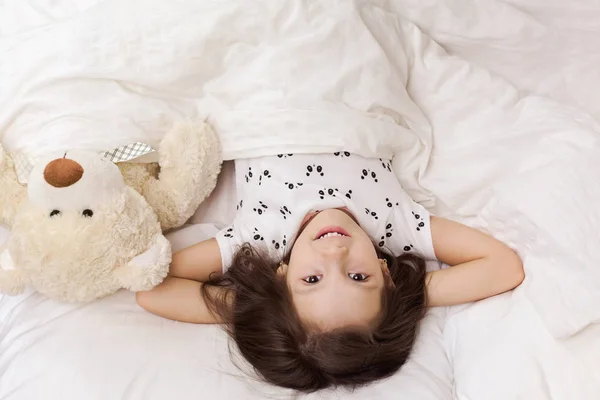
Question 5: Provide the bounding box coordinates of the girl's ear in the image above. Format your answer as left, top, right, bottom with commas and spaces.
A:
277, 262, 288, 277
380, 258, 396, 288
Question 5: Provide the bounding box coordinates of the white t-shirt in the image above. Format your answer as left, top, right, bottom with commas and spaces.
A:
215, 153, 436, 269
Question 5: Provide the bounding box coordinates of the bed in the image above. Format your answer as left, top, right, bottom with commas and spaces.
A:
1, 1, 600, 399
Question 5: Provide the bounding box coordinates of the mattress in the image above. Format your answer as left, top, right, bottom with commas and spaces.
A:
1, 1, 600, 399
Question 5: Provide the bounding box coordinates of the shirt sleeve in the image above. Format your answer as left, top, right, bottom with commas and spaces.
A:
214, 224, 241, 271
388, 196, 436, 261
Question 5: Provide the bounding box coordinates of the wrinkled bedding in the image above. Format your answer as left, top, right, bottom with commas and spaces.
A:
1, 1, 600, 399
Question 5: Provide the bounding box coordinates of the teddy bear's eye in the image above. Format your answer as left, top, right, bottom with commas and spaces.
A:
49, 210, 61, 217
82, 209, 94, 218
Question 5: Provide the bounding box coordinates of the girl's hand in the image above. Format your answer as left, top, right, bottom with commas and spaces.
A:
426, 216, 524, 307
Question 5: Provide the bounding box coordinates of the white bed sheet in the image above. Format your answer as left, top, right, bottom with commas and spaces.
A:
2, 1, 600, 400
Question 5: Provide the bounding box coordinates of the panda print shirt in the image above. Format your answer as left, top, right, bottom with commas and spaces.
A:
215, 153, 437, 270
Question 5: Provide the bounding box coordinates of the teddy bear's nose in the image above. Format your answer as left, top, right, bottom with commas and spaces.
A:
43, 156, 84, 188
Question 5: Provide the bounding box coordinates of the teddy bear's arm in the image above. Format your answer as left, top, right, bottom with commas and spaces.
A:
0, 145, 27, 227
0, 248, 28, 295
113, 234, 171, 292
122, 122, 222, 231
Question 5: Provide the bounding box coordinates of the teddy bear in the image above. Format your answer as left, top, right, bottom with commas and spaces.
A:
0, 122, 221, 302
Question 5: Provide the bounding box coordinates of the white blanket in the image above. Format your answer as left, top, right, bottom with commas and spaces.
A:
390, 0, 600, 123
0, 0, 428, 161
1, 1, 600, 399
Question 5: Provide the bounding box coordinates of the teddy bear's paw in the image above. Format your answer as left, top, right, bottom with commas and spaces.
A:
114, 237, 171, 292
149, 121, 222, 229
158, 121, 221, 167
0, 270, 27, 296
114, 262, 169, 292
0, 250, 27, 295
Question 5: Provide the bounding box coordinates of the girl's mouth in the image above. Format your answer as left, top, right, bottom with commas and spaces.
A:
314, 226, 350, 240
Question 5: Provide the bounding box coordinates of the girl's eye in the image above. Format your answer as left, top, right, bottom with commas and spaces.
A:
349, 273, 368, 281
302, 275, 322, 284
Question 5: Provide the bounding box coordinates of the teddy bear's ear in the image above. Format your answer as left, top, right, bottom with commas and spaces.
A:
101, 142, 156, 164
11, 152, 36, 185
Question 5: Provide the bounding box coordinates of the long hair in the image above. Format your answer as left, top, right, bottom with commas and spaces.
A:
202, 243, 427, 392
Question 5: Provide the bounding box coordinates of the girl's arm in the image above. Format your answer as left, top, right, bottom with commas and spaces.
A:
136, 238, 225, 323
426, 216, 524, 307
169, 238, 223, 282
136, 277, 222, 324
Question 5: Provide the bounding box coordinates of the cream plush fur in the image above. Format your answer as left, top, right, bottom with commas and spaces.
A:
119, 122, 222, 231
0, 122, 221, 302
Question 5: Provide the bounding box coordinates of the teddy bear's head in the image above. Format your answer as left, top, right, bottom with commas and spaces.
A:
29, 149, 126, 211
9, 151, 163, 301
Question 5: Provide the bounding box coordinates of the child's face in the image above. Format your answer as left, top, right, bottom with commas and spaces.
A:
283, 209, 389, 330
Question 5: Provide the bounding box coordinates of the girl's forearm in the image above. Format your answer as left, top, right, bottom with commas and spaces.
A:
426, 251, 524, 307
428, 216, 524, 307
169, 238, 223, 282
136, 277, 221, 324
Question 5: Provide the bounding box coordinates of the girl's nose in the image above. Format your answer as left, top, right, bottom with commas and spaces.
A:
319, 244, 349, 260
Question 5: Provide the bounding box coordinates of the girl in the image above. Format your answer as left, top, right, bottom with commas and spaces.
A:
137, 153, 524, 392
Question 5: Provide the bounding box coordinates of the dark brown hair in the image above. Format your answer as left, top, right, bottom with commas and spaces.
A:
202, 243, 427, 393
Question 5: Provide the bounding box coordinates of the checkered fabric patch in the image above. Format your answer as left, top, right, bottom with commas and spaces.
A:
101, 142, 155, 163
10, 142, 156, 184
